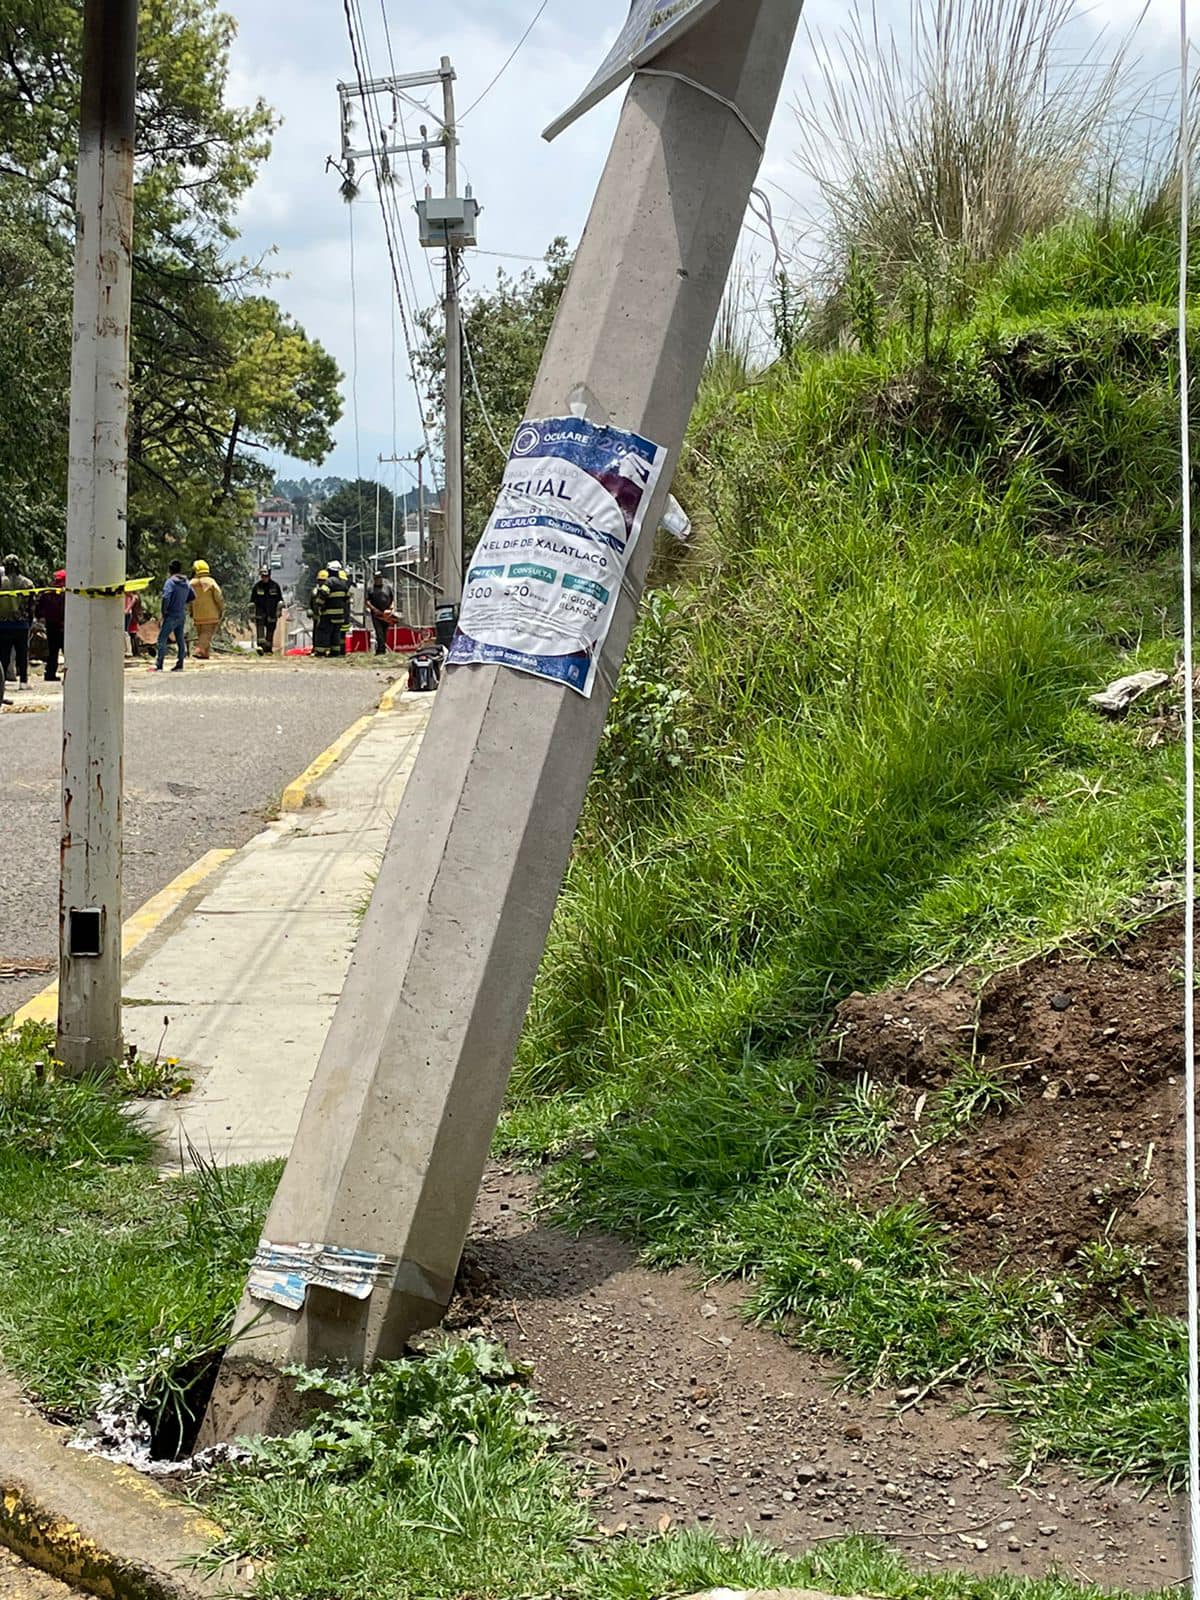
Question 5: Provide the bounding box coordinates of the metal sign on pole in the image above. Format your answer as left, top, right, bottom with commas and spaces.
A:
543, 0, 725, 141
57, 0, 138, 1075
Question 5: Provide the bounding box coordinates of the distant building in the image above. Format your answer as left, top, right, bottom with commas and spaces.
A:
251, 496, 296, 551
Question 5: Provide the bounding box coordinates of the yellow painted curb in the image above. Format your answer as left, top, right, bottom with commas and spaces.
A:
278, 679, 407, 810
12, 849, 234, 1029
279, 715, 374, 812
378, 677, 407, 713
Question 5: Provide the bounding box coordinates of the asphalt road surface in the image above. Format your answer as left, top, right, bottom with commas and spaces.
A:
0, 658, 396, 1018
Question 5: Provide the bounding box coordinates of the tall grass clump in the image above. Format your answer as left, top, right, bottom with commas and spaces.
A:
793, 0, 1134, 341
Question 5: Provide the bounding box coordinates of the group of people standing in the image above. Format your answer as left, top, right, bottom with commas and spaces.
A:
154, 558, 228, 671
2, 548, 405, 693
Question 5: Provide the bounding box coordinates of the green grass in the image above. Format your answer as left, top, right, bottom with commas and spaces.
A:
500, 225, 1189, 1484
0, 1021, 279, 1443
206, 1339, 1170, 1600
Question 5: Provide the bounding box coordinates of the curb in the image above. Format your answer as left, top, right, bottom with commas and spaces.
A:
279, 674, 409, 812
0, 1375, 240, 1600
12, 677, 410, 1026
279, 714, 374, 812
12, 851, 234, 1029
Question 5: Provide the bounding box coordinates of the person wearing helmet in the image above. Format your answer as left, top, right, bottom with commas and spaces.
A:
189, 559, 224, 659
251, 565, 284, 655
156, 558, 193, 671
311, 568, 332, 656
35, 569, 67, 681
323, 559, 351, 658
0, 553, 35, 692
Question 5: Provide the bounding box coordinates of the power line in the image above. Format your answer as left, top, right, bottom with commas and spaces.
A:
461, 310, 508, 458
378, 0, 442, 309
459, 0, 552, 121
340, 0, 437, 473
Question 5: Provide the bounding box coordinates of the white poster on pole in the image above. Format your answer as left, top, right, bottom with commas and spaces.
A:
447, 416, 667, 698
543, 0, 725, 141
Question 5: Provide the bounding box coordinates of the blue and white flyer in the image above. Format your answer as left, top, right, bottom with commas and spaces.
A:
448, 416, 668, 698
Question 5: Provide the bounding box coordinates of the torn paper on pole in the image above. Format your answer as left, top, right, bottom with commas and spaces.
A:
543, 0, 726, 141
248, 1241, 397, 1312
448, 416, 668, 698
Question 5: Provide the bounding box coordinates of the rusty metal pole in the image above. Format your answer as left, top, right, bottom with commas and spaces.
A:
57, 0, 138, 1073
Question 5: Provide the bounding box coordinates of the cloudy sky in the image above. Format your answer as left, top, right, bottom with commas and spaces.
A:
223, 0, 1176, 496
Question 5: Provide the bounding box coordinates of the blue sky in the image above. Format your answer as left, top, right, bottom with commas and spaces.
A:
224, 0, 1175, 493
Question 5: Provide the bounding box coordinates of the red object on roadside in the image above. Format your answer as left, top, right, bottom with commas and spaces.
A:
389, 624, 436, 652
345, 627, 369, 654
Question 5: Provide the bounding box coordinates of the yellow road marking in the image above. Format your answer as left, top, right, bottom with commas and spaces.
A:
11, 850, 234, 1029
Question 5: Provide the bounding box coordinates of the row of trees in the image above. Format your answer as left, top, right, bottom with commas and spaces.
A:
0, 0, 342, 586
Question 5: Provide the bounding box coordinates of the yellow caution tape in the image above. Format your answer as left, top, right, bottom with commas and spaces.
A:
0, 577, 152, 598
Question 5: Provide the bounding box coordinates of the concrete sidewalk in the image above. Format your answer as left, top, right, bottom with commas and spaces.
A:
121, 690, 432, 1165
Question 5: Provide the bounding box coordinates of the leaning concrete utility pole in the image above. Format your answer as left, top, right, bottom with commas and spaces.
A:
57, 0, 138, 1074
440, 56, 464, 612
205, 0, 802, 1441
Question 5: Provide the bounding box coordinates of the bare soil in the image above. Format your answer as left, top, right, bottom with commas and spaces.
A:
453, 914, 1188, 1590
460, 1168, 1182, 1590
828, 912, 1185, 1309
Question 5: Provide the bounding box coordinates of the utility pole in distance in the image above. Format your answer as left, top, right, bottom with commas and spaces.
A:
203, 0, 801, 1442
334, 60, 475, 632
57, 0, 138, 1075
439, 57, 463, 617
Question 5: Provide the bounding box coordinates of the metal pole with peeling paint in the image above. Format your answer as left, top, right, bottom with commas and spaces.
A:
57, 0, 138, 1074
203, 0, 802, 1444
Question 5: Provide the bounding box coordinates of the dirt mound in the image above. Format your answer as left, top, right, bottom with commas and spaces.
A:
828, 913, 1186, 1309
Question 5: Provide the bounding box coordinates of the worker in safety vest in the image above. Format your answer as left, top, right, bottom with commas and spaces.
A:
310, 569, 332, 656
322, 559, 351, 657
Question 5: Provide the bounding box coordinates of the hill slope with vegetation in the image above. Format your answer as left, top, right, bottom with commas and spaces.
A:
503, 213, 1190, 1486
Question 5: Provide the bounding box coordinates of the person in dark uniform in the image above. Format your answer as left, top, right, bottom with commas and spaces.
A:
251, 566, 284, 655
310, 568, 331, 656
366, 570, 395, 655
36, 569, 67, 681
323, 560, 351, 657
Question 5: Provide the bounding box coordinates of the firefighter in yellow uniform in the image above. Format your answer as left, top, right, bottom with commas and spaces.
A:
189, 560, 225, 659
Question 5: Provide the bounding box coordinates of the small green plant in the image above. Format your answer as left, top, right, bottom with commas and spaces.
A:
1075, 1235, 1154, 1301
846, 247, 880, 353
114, 1046, 193, 1100
824, 1073, 897, 1157
1002, 1316, 1187, 1486
237, 1341, 535, 1485
593, 590, 693, 818
928, 1058, 1021, 1137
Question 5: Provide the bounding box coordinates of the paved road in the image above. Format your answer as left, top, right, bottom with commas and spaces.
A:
0, 658, 396, 1018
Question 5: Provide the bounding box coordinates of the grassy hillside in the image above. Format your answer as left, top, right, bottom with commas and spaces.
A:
502, 217, 1190, 1482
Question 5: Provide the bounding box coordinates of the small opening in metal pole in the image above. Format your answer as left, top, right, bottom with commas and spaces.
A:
68, 907, 103, 958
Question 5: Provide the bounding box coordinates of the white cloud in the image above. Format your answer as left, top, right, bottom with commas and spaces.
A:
223, 0, 1177, 487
